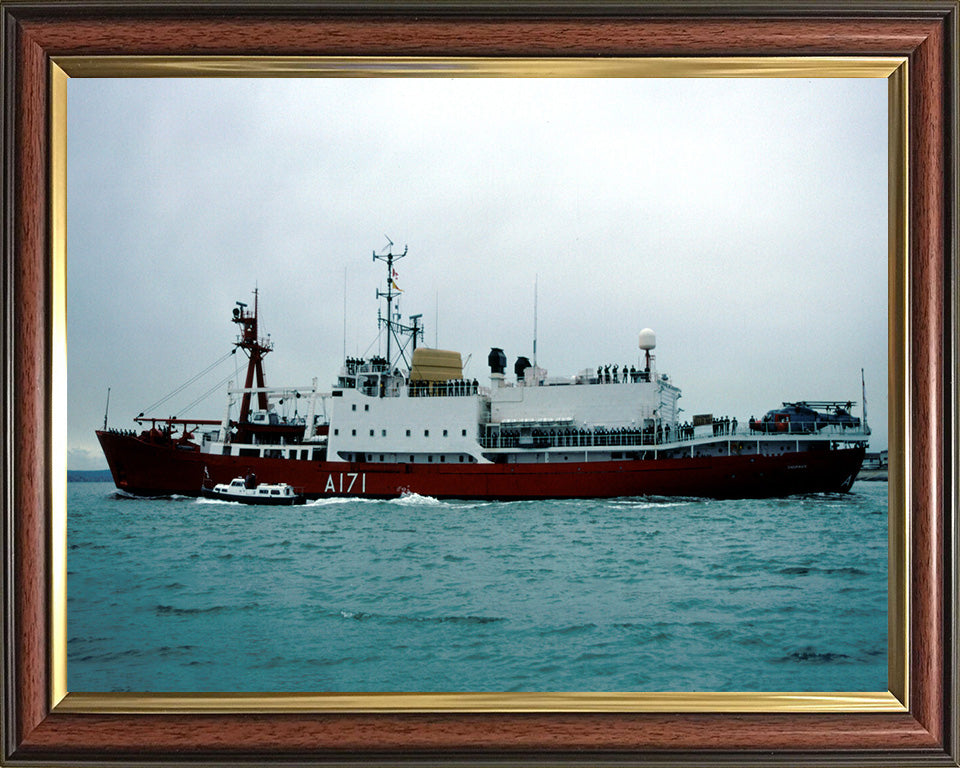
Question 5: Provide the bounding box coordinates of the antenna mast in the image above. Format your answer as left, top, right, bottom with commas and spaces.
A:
373, 238, 407, 368
103, 387, 111, 430
533, 274, 538, 374
861, 368, 868, 427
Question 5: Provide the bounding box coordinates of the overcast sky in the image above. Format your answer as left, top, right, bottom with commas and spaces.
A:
67, 76, 888, 470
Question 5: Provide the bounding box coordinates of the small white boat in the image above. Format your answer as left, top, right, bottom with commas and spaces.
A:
201, 475, 305, 505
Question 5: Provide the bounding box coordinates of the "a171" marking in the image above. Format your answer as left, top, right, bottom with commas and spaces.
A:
324, 472, 366, 494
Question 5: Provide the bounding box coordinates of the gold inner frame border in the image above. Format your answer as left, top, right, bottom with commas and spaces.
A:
48, 55, 909, 715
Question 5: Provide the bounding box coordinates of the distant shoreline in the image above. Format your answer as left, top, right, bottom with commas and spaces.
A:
857, 469, 888, 482
67, 469, 112, 483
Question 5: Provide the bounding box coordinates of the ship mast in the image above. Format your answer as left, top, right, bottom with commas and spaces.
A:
861, 368, 868, 427
373, 240, 422, 369
533, 274, 538, 375
373, 241, 406, 368
233, 289, 273, 423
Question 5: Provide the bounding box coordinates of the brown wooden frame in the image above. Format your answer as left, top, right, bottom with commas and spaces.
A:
2, 2, 957, 765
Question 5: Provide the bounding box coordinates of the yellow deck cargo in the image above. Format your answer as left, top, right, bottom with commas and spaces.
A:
409, 348, 463, 382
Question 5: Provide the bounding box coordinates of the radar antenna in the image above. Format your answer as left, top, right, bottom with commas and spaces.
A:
377, 235, 396, 256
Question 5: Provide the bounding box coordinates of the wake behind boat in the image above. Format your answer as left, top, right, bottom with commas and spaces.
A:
96, 244, 869, 500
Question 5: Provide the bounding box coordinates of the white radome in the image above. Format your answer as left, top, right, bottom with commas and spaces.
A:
638, 328, 657, 351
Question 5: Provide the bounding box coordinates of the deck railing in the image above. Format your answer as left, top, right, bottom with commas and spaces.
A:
406, 380, 480, 397
477, 422, 867, 450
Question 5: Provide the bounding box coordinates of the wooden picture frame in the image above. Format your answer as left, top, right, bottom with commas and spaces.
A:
2, 2, 956, 765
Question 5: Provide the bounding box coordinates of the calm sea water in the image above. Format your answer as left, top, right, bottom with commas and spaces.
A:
67, 481, 887, 693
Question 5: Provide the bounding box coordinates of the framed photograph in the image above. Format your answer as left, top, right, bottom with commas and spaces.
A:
3, 2, 956, 765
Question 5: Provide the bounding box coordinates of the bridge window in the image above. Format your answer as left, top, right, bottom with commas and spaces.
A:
351, 429, 356, 436
364, 404, 369, 411
352, 404, 357, 411
382, 429, 387, 437
370, 429, 374, 436
443, 429, 448, 437
424, 429, 430, 437
462, 429, 467, 437
406, 429, 411, 437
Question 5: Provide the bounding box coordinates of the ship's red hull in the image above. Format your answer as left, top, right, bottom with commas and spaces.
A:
96, 430, 865, 499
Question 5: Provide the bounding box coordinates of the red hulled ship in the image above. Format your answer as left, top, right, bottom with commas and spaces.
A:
97, 246, 868, 500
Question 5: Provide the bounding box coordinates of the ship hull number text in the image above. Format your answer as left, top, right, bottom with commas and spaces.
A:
324, 472, 366, 494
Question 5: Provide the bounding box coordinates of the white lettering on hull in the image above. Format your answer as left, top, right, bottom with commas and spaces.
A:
324, 472, 366, 494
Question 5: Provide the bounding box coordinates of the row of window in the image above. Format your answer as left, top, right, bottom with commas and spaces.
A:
334, 427, 470, 438
225, 446, 313, 459
345, 453, 477, 464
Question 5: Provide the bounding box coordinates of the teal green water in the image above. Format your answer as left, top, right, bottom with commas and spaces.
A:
67, 481, 887, 692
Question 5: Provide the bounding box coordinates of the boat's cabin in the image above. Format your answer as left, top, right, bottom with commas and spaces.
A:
256, 485, 296, 497
218, 479, 296, 497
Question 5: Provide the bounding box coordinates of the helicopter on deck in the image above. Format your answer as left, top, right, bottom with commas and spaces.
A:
749, 401, 862, 434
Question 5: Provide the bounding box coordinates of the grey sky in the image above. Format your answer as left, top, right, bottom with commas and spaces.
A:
67, 76, 888, 470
